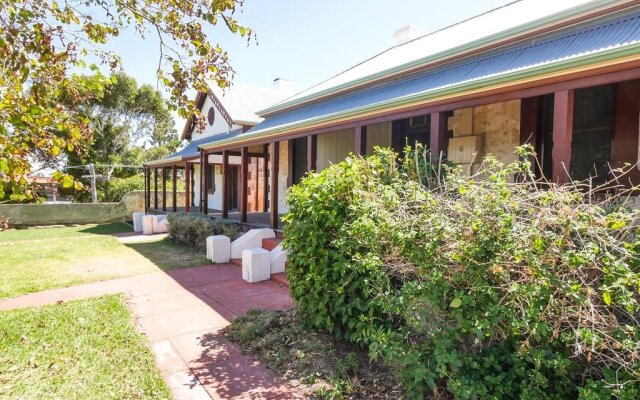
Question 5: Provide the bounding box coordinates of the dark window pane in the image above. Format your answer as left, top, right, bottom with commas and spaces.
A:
569, 84, 615, 183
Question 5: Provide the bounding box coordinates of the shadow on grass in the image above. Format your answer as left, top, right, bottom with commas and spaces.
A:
78, 222, 133, 235
124, 238, 209, 271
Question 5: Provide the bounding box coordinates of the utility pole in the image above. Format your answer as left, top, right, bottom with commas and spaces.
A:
82, 163, 99, 204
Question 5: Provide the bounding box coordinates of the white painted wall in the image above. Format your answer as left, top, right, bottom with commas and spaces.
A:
193, 164, 201, 206
198, 155, 241, 211
207, 154, 241, 165
209, 165, 224, 210
190, 95, 243, 140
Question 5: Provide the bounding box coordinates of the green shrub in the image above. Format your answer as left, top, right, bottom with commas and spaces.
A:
101, 175, 145, 202
167, 213, 241, 252
283, 146, 640, 399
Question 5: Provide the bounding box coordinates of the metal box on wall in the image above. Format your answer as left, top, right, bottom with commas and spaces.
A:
447, 135, 484, 164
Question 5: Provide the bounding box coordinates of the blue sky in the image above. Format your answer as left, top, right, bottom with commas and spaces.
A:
105, 0, 511, 128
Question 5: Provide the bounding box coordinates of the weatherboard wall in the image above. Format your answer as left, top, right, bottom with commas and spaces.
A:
316, 128, 356, 171
365, 122, 392, 155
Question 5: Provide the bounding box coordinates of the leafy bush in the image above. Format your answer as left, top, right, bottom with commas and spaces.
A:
283, 146, 640, 399
100, 175, 145, 202
167, 213, 241, 252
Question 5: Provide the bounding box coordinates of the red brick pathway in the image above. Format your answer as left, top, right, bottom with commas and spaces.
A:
0, 264, 302, 399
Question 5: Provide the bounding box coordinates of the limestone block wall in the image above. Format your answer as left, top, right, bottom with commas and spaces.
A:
247, 157, 266, 212
0, 191, 147, 227
448, 100, 521, 174
278, 141, 289, 213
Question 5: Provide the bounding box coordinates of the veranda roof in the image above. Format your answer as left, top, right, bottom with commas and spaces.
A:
145, 128, 243, 166
198, 7, 640, 151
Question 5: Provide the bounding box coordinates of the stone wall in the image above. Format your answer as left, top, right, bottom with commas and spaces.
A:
0, 191, 146, 227
448, 100, 521, 174
278, 141, 289, 213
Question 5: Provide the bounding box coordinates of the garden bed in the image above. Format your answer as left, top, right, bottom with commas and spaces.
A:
223, 308, 405, 399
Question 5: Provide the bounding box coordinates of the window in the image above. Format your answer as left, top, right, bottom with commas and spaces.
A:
291, 137, 307, 185
409, 115, 427, 127
207, 107, 215, 126
569, 84, 616, 183
206, 165, 216, 193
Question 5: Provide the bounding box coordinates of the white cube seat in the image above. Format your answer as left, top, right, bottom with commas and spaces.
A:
269, 244, 287, 274
152, 215, 168, 233
142, 215, 155, 235
132, 212, 145, 233
207, 235, 231, 263
242, 248, 271, 283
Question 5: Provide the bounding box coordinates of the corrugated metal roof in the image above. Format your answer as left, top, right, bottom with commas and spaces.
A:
246, 10, 640, 136
145, 129, 244, 165
264, 0, 601, 113
210, 83, 290, 124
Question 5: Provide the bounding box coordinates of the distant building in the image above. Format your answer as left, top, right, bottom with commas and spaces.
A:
28, 174, 71, 203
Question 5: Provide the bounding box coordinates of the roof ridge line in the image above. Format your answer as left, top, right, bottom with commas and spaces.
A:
283, 0, 524, 102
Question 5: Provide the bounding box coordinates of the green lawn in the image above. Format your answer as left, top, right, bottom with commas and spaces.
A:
0, 295, 171, 399
0, 222, 209, 299
0, 222, 133, 242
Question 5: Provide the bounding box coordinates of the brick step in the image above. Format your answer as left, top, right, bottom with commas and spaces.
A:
261, 238, 282, 252
230, 258, 242, 267
270, 272, 289, 287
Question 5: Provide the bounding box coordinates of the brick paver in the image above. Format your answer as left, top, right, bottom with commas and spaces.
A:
0, 264, 299, 399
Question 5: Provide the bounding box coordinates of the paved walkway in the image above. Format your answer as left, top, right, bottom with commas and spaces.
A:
0, 265, 302, 400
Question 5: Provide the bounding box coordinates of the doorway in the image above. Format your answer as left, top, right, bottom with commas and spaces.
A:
227, 166, 240, 210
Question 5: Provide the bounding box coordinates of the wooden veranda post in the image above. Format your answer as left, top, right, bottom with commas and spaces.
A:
184, 162, 191, 213
172, 165, 177, 212
201, 150, 208, 215
153, 168, 158, 210
263, 144, 269, 212
306, 134, 317, 172
240, 147, 249, 223
430, 112, 447, 162
552, 89, 575, 184
222, 150, 229, 219
354, 126, 366, 155
161, 167, 167, 212
270, 141, 279, 229
144, 167, 148, 210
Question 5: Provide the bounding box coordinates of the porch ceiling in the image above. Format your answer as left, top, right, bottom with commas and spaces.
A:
199, 8, 640, 151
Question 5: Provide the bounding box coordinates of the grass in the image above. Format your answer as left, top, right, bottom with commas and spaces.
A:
0, 222, 209, 299
0, 295, 171, 399
223, 308, 404, 399
0, 222, 132, 242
